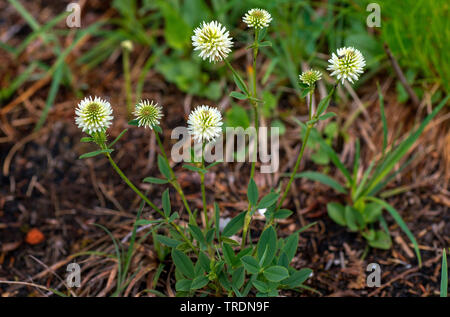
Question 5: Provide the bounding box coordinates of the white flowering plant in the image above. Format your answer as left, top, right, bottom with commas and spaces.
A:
74, 8, 436, 296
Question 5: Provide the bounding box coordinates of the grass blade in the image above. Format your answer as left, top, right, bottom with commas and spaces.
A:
292, 171, 347, 194
93, 223, 123, 293
441, 249, 448, 297
34, 64, 63, 130
367, 197, 421, 267
365, 95, 448, 195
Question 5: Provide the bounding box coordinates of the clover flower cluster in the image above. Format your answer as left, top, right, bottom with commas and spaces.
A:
299, 69, 322, 86
133, 100, 163, 129
75, 98, 223, 145
187, 105, 223, 143
327, 47, 366, 84
76, 11, 366, 140
192, 21, 233, 63
75, 96, 113, 135
243, 8, 272, 29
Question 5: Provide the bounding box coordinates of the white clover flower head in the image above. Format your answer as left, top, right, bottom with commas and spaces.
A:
192, 21, 233, 63
75, 96, 113, 135
187, 105, 223, 143
299, 69, 322, 86
133, 100, 163, 129
243, 8, 272, 29
327, 47, 366, 84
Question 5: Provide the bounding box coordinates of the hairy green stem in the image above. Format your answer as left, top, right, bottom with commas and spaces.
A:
276, 89, 314, 212
241, 29, 261, 248
105, 152, 197, 254
154, 132, 193, 218
200, 142, 209, 230
250, 28, 259, 179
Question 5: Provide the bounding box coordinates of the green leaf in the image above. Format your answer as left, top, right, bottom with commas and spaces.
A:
363, 202, 383, 223
257, 192, 279, 209
232, 267, 245, 289
79, 149, 113, 159
283, 268, 312, 288
362, 229, 376, 241
162, 189, 171, 217
316, 87, 335, 117
189, 224, 206, 246
205, 228, 215, 244
327, 202, 346, 226
273, 209, 293, 219
191, 276, 209, 290
241, 256, 260, 274
153, 125, 163, 134
222, 243, 236, 266
135, 219, 163, 226
282, 233, 299, 264
80, 137, 93, 143
128, 119, 139, 126
221, 237, 240, 246
155, 234, 180, 248
183, 164, 207, 174
318, 112, 337, 121
230, 91, 248, 100
258, 41, 272, 47
225, 105, 250, 129
345, 206, 364, 231
108, 129, 128, 148
258, 28, 267, 41
252, 280, 269, 293
175, 279, 192, 292
157, 155, 171, 179
263, 266, 289, 282
168, 212, 179, 223
232, 72, 249, 95
247, 178, 258, 206
300, 87, 312, 98
222, 212, 246, 237
441, 248, 448, 297
172, 249, 195, 279
206, 161, 223, 169
143, 177, 169, 184
367, 197, 422, 266
198, 252, 211, 272
367, 230, 392, 250
257, 226, 277, 267
294, 171, 347, 194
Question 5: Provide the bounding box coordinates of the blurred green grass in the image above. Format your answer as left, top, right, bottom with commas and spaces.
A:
1, 0, 448, 129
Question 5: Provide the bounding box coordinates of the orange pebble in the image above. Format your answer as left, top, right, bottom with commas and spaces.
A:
25, 228, 45, 245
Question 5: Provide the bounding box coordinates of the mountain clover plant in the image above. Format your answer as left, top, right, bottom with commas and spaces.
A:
74, 8, 397, 296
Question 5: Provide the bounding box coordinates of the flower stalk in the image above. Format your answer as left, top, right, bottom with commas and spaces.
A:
105, 151, 197, 254
154, 131, 193, 218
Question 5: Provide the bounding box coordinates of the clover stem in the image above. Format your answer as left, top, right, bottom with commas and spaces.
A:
275, 89, 315, 214
154, 131, 193, 219
105, 152, 197, 254
200, 142, 209, 230
250, 28, 259, 179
